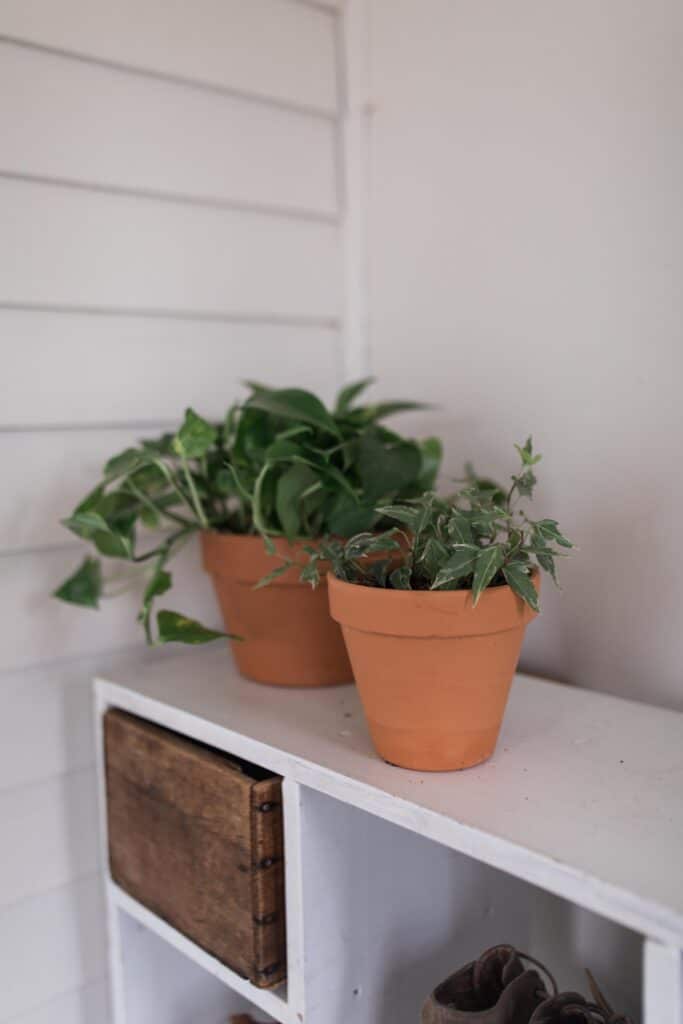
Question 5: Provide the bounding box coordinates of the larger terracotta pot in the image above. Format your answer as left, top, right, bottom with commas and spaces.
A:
328, 571, 539, 771
201, 532, 352, 687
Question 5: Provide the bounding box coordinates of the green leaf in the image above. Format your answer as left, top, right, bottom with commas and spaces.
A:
247, 386, 341, 438
139, 562, 173, 642
276, 463, 318, 540
417, 437, 443, 490
334, 377, 375, 414
375, 504, 420, 530
53, 557, 102, 609
472, 545, 505, 605
104, 448, 145, 480
351, 399, 430, 424
299, 559, 322, 588
173, 408, 218, 459
503, 562, 540, 612
534, 519, 573, 549
512, 470, 537, 498
62, 510, 111, 540
535, 549, 559, 585
156, 610, 229, 645
418, 535, 450, 578
389, 566, 412, 589
74, 483, 105, 516
92, 529, 134, 560
326, 491, 376, 537
430, 545, 479, 590
253, 562, 293, 590
357, 431, 422, 502
514, 437, 543, 467
447, 510, 474, 545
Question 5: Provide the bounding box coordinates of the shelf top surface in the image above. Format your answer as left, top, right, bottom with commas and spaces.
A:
97, 647, 683, 944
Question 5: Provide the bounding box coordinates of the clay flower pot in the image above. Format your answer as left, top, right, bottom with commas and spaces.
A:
328, 571, 539, 771
201, 532, 352, 687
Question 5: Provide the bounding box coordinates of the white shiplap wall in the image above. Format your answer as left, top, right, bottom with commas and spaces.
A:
0, 3, 342, 1020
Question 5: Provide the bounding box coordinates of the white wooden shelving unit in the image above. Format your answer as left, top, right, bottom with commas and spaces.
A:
95, 649, 683, 1024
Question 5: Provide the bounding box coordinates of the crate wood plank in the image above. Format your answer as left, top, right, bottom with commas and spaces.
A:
104, 709, 285, 987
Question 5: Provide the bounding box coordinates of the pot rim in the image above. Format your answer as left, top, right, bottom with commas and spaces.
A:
327, 568, 539, 639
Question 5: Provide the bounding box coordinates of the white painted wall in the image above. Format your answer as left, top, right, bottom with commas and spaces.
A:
0, 3, 342, 1019
362, 0, 683, 710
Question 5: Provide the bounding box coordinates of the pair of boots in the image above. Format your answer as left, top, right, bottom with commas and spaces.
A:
422, 945, 632, 1023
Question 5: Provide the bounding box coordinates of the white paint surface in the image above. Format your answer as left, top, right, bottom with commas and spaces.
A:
96, 649, 683, 1021
363, 0, 683, 710
0, 2, 341, 1017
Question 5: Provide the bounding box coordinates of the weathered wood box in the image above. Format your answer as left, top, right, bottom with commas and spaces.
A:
104, 709, 286, 988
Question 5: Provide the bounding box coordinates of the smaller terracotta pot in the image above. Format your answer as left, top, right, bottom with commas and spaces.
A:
328, 572, 539, 771
201, 532, 352, 687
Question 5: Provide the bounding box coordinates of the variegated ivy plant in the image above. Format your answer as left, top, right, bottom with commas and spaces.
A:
53, 379, 441, 644
300, 439, 573, 611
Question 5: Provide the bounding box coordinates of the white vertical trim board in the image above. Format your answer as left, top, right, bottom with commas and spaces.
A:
0, 0, 339, 114
0, 41, 337, 216
644, 939, 683, 1024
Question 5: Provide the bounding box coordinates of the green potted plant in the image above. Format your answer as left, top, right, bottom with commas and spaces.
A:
54, 379, 441, 686
321, 439, 573, 769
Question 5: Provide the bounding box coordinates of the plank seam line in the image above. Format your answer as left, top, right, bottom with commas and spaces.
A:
0, 169, 339, 225
0, 763, 96, 800
0, 34, 337, 121
0, 541, 85, 560
0, 640, 155, 680
0, 973, 109, 1024
0, 419, 177, 435
0, 303, 341, 330
285, 0, 340, 15
0, 869, 102, 916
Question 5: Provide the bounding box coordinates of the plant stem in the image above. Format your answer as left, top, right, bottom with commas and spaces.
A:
179, 456, 209, 530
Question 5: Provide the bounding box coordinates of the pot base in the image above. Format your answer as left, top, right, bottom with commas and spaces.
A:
369, 718, 499, 772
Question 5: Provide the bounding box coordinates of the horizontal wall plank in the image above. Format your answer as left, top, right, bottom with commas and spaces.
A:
0, 313, 339, 429
0, 647, 174, 790
0, 179, 341, 318
0, 0, 337, 114
0, 877, 106, 1022
10, 980, 110, 1024
0, 429, 155, 552
0, 42, 337, 215
0, 769, 100, 909
0, 538, 221, 673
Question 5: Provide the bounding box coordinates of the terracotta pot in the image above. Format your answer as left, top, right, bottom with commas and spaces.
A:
201, 532, 352, 687
328, 571, 539, 771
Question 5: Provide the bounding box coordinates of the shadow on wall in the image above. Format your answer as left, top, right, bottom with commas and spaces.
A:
375, 407, 682, 712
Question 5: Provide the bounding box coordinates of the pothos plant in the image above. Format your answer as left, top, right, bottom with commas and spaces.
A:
299, 438, 573, 611
54, 379, 441, 644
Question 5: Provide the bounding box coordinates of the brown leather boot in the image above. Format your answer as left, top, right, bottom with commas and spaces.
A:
421, 945, 557, 1023
529, 973, 633, 1024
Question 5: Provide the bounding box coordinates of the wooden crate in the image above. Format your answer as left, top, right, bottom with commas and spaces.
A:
104, 708, 286, 988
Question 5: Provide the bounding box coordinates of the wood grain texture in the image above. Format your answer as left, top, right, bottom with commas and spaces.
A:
0, 41, 337, 214
0, 0, 338, 113
104, 710, 285, 987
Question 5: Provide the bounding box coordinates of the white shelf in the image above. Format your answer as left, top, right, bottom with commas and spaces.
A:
95, 647, 683, 1023
110, 884, 289, 1023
